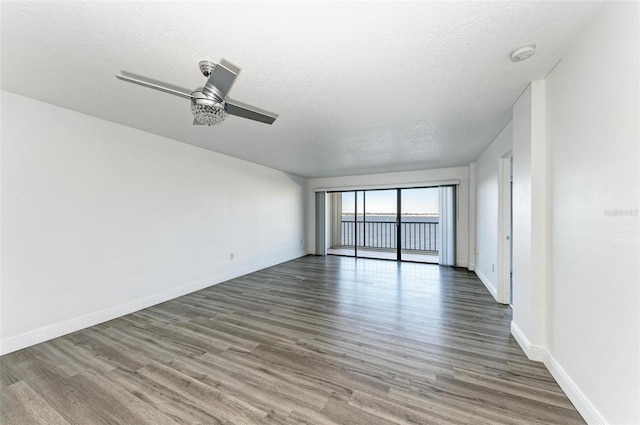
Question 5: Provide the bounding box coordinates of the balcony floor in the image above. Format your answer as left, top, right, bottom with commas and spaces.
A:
328, 247, 439, 263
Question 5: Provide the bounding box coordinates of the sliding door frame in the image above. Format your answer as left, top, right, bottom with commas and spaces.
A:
327, 185, 455, 264
354, 190, 358, 258
396, 189, 402, 261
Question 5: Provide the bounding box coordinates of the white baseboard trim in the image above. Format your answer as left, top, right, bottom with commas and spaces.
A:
0, 297, 150, 357
467, 262, 475, 271
543, 352, 607, 425
0, 250, 308, 355
475, 267, 498, 302
510, 321, 545, 362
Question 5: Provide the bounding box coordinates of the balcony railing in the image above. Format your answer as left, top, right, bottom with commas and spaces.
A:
339, 220, 438, 252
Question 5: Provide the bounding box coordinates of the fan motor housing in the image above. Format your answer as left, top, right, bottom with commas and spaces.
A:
191, 91, 225, 108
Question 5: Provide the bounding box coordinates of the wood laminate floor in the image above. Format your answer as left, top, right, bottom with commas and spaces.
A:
1, 255, 585, 424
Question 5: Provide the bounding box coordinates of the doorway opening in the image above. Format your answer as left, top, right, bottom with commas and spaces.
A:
326, 186, 455, 264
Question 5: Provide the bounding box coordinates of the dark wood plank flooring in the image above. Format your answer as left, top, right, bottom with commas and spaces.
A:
1, 255, 584, 424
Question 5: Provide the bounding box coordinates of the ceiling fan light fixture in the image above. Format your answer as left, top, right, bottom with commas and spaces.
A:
116, 58, 278, 127
191, 94, 227, 126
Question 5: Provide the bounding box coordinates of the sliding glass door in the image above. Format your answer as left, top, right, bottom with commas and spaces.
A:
400, 188, 439, 263
327, 186, 454, 264
357, 189, 398, 260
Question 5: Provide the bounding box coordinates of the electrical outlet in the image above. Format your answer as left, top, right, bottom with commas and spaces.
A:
230, 253, 234, 260
492, 263, 494, 272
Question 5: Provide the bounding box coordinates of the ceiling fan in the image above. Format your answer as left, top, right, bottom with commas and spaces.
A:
116, 59, 278, 126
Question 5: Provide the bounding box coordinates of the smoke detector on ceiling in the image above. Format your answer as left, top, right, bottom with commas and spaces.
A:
510, 45, 536, 62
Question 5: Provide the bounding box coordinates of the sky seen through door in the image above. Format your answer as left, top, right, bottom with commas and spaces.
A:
341, 188, 439, 215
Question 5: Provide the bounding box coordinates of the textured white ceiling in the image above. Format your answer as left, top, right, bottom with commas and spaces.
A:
1, 1, 603, 178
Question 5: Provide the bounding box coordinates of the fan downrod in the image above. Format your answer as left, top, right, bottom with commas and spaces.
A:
199, 60, 217, 77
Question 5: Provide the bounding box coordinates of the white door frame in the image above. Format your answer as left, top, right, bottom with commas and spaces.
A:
497, 154, 513, 304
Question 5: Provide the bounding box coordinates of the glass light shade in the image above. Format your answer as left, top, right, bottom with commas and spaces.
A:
191, 98, 227, 126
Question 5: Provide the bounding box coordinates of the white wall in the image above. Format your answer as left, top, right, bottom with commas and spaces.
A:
508, 3, 639, 423
0, 91, 308, 354
511, 78, 549, 362
545, 2, 639, 423
473, 121, 512, 299
511, 83, 534, 349
307, 166, 471, 268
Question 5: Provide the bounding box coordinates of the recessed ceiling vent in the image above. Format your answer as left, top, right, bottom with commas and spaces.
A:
510, 45, 536, 62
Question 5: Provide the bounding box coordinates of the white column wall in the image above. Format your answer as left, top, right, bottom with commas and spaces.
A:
511, 84, 534, 351
511, 79, 548, 360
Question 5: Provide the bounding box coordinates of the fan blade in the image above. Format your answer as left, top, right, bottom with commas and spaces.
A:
116, 72, 192, 100
226, 99, 278, 124
193, 118, 205, 126
203, 60, 239, 99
